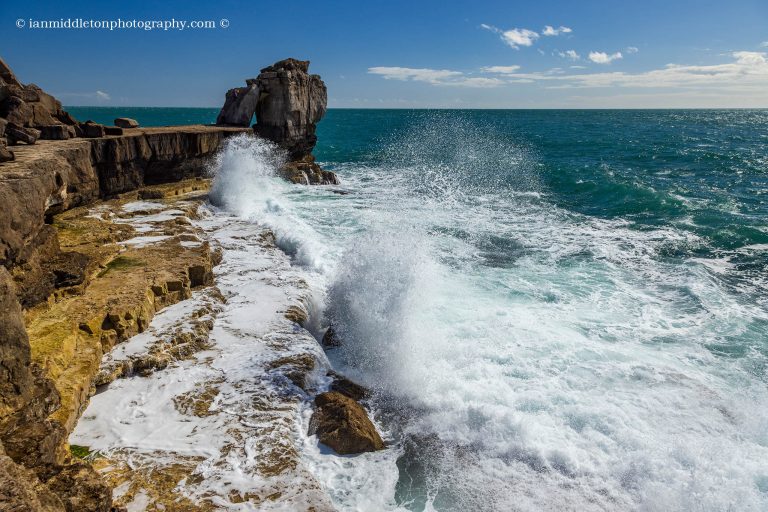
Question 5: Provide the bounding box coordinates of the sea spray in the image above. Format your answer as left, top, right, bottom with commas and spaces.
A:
209, 134, 286, 214
324, 228, 437, 393
208, 134, 332, 273
206, 110, 768, 511
313, 111, 768, 511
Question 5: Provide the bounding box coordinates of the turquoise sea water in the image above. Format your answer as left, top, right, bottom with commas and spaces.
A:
70, 107, 768, 511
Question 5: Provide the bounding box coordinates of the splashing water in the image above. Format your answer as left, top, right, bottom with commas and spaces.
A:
209, 110, 768, 511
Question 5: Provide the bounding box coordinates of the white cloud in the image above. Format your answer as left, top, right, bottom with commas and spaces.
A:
445, 77, 505, 87
96, 90, 111, 100
481, 65, 521, 74
733, 51, 766, 65
496, 51, 768, 91
368, 67, 502, 87
589, 51, 623, 64
543, 25, 572, 36
557, 50, 580, 61
370, 51, 768, 98
760, 41, 768, 47
368, 67, 462, 84
500, 28, 539, 49
626, 46, 639, 54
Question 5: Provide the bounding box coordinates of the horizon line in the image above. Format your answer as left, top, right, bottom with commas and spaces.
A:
64, 106, 768, 111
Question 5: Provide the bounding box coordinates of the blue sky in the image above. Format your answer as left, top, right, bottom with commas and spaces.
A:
2, 0, 767, 108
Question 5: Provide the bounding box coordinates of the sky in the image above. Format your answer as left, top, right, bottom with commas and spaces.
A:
2, 0, 767, 108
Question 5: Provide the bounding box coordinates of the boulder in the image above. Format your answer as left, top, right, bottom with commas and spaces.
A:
39, 125, 71, 140
113, 117, 139, 129
330, 375, 367, 401
253, 58, 327, 160
309, 391, 385, 454
6, 124, 40, 145
78, 122, 105, 138
104, 126, 123, 136
215, 84, 259, 126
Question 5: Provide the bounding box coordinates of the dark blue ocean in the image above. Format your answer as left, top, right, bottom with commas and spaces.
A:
68, 106, 768, 511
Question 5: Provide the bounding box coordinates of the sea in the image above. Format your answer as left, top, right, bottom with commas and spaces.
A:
67, 107, 768, 511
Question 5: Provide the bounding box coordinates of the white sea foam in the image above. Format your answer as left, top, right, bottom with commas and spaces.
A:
76, 123, 768, 511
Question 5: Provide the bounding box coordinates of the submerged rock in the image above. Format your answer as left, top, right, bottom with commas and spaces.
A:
309, 391, 384, 455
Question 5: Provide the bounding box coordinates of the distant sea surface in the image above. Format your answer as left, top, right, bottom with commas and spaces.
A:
65, 106, 220, 127
68, 107, 768, 511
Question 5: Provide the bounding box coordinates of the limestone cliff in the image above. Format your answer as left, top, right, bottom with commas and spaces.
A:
0, 56, 348, 510
0, 106, 247, 510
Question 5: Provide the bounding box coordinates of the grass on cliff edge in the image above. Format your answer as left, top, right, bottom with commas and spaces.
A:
70, 444, 101, 460
98, 255, 145, 277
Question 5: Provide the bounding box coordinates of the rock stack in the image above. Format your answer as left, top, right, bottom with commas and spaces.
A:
216, 58, 339, 185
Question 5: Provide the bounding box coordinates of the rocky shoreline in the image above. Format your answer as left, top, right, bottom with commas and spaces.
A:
0, 58, 383, 511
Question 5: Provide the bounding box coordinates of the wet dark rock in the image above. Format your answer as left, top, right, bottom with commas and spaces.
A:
280, 155, 339, 185
330, 376, 367, 401
322, 326, 341, 347
103, 126, 123, 136
269, 353, 316, 390
309, 391, 385, 455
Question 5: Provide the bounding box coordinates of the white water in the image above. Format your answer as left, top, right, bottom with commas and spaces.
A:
76, 132, 768, 510
208, 132, 768, 511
